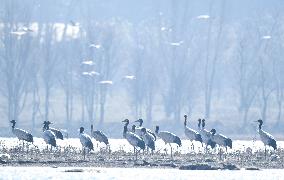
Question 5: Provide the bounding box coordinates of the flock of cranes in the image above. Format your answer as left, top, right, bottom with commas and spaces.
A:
9, 115, 278, 160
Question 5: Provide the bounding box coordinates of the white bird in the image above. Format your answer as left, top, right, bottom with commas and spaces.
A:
10, 120, 34, 149
89, 44, 101, 49
43, 121, 64, 140
183, 115, 202, 150
10, 31, 27, 36
91, 125, 109, 146
79, 127, 94, 160
124, 75, 136, 80
262, 35, 271, 40
42, 121, 57, 149
169, 41, 184, 46
198, 119, 216, 150
122, 119, 145, 160
155, 126, 181, 158
196, 15, 210, 19
141, 128, 155, 152
256, 119, 277, 158
82, 61, 95, 65
135, 119, 156, 141
99, 80, 113, 85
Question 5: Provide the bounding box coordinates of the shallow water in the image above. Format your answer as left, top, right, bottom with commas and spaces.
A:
0, 166, 282, 180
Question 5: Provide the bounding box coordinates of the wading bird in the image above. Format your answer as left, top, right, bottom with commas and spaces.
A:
91, 125, 109, 150
79, 127, 94, 160
210, 128, 232, 159
141, 128, 155, 153
135, 119, 156, 141
183, 115, 202, 150
10, 120, 34, 150
42, 121, 56, 150
198, 119, 216, 150
44, 121, 63, 140
256, 119, 277, 159
155, 126, 181, 158
122, 119, 145, 161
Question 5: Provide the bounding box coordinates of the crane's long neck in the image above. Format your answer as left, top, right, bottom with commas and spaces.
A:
198, 121, 201, 129
11, 123, 15, 129
184, 117, 187, 127
258, 123, 262, 130
139, 121, 142, 127
201, 121, 205, 129
123, 126, 127, 138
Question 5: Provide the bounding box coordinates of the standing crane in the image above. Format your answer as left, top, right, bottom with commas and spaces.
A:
210, 128, 232, 159
135, 119, 156, 141
42, 121, 57, 150
141, 128, 155, 153
122, 119, 145, 161
79, 127, 94, 160
155, 126, 181, 158
44, 121, 63, 140
10, 120, 34, 150
183, 115, 202, 150
256, 119, 277, 159
91, 125, 109, 151
198, 119, 216, 151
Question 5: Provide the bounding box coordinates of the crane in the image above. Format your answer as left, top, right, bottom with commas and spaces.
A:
183, 115, 202, 150
256, 119, 277, 159
155, 125, 181, 158
10, 120, 34, 150
42, 121, 57, 150
198, 119, 216, 151
122, 120, 145, 161
141, 127, 155, 153
210, 128, 232, 159
44, 121, 63, 140
135, 119, 156, 141
91, 125, 109, 151
79, 127, 94, 160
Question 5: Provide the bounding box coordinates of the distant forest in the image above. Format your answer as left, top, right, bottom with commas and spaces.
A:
0, 0, 284, 138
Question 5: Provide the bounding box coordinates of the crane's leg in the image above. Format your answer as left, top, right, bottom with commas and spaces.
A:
191, 141, 194, 151
135, 147, 137, 161
83, 147, 86, 160
219, 148, 222, 160
264, 146, 267, 160
169, 144, 173, 159
22, 141, 25, 151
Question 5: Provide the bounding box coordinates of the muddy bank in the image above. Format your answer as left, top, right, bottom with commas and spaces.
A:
0, 147, 283, 170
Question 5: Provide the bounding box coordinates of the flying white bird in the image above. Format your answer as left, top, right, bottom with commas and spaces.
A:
82, 61, 95, 65
124, 75, 136, 80
170, 41, 184, 46
99, 80, 113, 85
197, 15, 210, 19
10, 31, 27, 36
89, 44, 101, 49
262, 35, 271, 40
161, 27, 167, 31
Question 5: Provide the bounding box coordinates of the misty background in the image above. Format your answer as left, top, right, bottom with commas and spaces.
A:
0, 0, 284, 138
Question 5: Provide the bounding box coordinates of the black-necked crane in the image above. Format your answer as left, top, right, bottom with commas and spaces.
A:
91, 124, 109, 151
141, 128, 155, 153
122, 119, 145, 161
256, 119, 277, 159
135, 119, 156, 141
155, 125, 181, 158
183, 115, 202, 150
198, 119, 216, 151
79, 127, 94, 160
10, 120, 34, 150
210, 128, 232, 159
44, 121, 64, 140
42, 121, 57, 150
